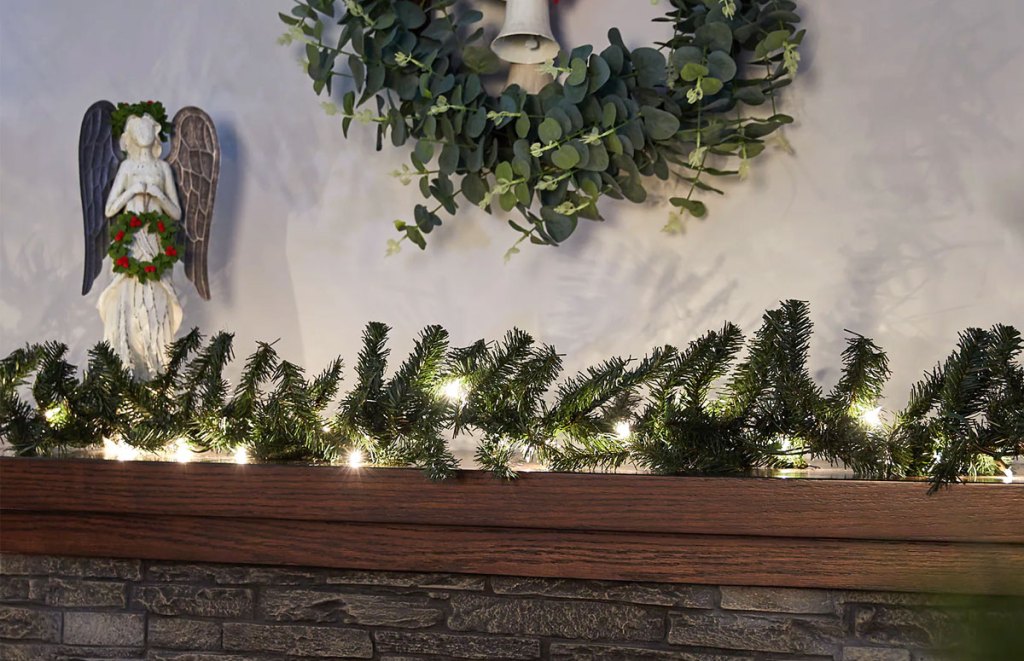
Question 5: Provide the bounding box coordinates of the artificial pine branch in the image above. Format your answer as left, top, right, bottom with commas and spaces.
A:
2, 304, 1020, 489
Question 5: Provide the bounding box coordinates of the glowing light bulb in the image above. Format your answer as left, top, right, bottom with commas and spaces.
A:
171, 438, 193, 463
102, 437, 139, 462
233, 446, 249, 465
614, 421, 631, 439
859, 406, 884, 429
1002, 467, 1014, 484
347, 449, 364, 469
44, 406, 62, 421
441, 377, 469, 405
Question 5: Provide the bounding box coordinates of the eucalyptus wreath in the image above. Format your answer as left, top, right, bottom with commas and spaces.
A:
281, 0, 804, 255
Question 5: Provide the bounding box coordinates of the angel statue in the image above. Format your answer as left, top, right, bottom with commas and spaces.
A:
79, 100, 219, 379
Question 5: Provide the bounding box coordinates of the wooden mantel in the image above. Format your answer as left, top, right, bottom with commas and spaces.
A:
1, 457, 1022, 595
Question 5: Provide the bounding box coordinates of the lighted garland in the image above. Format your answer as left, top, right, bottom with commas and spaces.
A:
3, 301, 1021, 490
281, 0, 804, 254
107, 211, 181, 282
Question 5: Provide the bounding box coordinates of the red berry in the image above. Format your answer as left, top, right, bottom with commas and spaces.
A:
144, 265, 157, 273
157, 221, 165, 233
165, 245, 177, 257
114, 230, 125, 242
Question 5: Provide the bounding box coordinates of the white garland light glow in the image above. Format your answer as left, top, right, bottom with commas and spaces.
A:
233, 446, 249, 464
102, 437, 139, 461
347, 448, 364, 469
614, 421, 632, 440
172, 438, 194, 463
441, 377, 469, 405
859, 406, 884, 429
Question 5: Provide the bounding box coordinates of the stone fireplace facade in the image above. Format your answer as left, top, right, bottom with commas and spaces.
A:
2, 554, 1018, 660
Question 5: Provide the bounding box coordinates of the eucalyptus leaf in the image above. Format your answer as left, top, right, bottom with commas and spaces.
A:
552, 145, 581, 170
641, 106, 680, 141
538, 117, 563, 144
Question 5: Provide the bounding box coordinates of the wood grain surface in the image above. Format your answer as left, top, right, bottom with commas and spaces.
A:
2, 457, 1022, 595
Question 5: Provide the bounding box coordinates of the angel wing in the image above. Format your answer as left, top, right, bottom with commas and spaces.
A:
79, 100, 121, 295
168, 107, 220, 300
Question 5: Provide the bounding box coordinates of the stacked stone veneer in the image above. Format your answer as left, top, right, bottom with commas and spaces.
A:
0, 554, 1015, 660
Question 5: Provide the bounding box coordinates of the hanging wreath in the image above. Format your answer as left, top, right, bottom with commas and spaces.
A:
108, 211, 181, 282
281, 0, 804, 254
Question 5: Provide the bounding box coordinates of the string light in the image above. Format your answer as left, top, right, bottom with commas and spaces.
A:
171, 438, 193, 463
102, 437, 139, 462
441, 377, 469, 405
233, 446, 249, 464
614, 420, 631, 439
347, 448, 364, 469
43, 406, 62, 421
1002, 466, 1014, 484
859, 406, 884, 429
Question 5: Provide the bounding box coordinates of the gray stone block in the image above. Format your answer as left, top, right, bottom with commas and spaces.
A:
147, 617, 221, 650
222, 622, 372, 657
0, 605, 60, 642
0, 576, 32, 601
842, 647, 912, 661
30, 577, 126, 608
0, 644, 54, 661
258, 587, 443, 627
374, 630, 540, 659
549, 642, 754, 660
0, 643, 146, 660
491, 577, 716, 608
448, 593, 664, 641
720, 586, 834, 614
1, 555, 140, 580
144, 562, 322, 586
851, 605, 961, 648
668, 611, 842, 655
325, 569, 486, 591
131, 585, 253, 618
147, 654, 261, 661
63, 611, 144, 647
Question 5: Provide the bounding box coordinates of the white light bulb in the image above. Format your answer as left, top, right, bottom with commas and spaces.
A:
172, 438, 193, 464
1002, 467, 1014, 484
43, 406, 62, 421
233, 446, 249, 465
103, 437, 139, 462
347, 449, 364, 469
614, 421, 631, 439
859, 406, 884, 429
441, 377, 469, 404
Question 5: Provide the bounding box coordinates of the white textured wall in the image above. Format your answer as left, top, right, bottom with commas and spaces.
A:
2, 0, 1023, 430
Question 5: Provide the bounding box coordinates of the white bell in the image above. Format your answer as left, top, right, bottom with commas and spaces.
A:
492, 0, 561, 65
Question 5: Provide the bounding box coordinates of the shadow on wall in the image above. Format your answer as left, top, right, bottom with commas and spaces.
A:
0, 236, 97, 352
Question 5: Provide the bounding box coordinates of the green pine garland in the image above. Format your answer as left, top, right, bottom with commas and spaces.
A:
2, 301, 1022, 491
